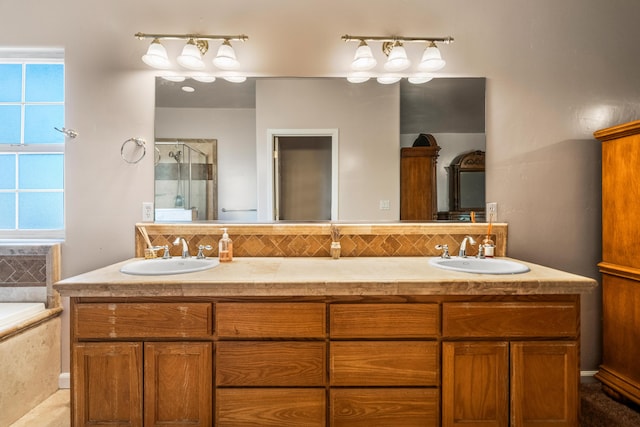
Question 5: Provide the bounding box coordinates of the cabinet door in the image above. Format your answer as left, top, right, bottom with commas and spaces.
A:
442, 341, 509, 427
73, 342, 143, 427
511, 341, 578, 426
144, 342, 212, 427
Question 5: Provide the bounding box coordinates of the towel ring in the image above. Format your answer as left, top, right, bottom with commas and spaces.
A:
121, 137, 146, 164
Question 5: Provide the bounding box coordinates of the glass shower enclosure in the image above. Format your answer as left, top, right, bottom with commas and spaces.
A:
154, 140, 216, 221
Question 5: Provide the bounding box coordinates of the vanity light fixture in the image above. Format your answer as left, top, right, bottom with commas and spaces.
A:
135, 32, 248, 72
176, 38, 207, 70
342, 34, 454, 84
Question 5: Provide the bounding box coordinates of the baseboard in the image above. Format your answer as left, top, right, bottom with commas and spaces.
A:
59, 372, 70, 389
581, 370, 599, 383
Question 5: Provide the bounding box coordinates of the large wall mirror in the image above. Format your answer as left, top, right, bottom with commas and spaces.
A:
154, 77, 485, 222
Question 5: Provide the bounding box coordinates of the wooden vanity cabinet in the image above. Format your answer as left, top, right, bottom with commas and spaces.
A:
71, 302, 213, 427
70, 296, 580, 427
441, 301, 580, 427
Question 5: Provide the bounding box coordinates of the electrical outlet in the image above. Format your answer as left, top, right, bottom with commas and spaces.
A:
142, 202, 154, 222
379, 200, 390, 210
486, 202, 498, 222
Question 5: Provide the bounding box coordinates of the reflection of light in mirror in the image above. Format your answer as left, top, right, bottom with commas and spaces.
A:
192, 75, 216, 83
408, 74, 433, 84
347, 72, 370, 83
579, 104, 614, 133
161, 74, 186, 82
223, 75, 247, 83
377, 75, 402, 84
181, 86, 195, 93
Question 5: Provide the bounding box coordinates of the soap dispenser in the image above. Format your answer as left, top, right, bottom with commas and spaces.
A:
218, 228, 233, 262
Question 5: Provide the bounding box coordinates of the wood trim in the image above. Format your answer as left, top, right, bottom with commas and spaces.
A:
594, 120, 640, 141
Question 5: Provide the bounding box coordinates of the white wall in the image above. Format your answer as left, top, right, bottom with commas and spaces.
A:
4, 0, 640, 374
255, 78, 399, 221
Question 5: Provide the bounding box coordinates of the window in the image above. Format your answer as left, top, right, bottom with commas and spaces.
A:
0, 50, 64, 239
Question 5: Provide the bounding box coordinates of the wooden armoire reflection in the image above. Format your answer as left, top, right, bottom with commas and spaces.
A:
594, 120, 640, 406
400, 134, 440, 220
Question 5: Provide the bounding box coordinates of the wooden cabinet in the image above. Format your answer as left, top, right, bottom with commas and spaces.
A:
442, 301, 579, 427
595, 120, 640, 406
400, 146, 441, 220
71, 303, 213, 427
70, 296, 580, 427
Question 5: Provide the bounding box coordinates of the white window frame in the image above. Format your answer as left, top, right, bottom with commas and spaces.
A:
0, 48, 65, 240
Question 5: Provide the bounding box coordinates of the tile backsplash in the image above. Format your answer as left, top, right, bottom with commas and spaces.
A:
136, 223, 507, 259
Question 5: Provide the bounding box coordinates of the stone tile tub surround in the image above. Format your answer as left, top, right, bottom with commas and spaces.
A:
0, 242, 63, 426
135, 222, 508, 258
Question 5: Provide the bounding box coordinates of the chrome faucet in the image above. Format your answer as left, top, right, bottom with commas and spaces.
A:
173, 237, 190, 258
458, 236, 476, 257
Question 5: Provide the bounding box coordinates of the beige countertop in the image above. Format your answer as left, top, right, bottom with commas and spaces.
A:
54, 257, 598, 298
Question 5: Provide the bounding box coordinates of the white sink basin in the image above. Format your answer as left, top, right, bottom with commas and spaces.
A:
120, 257, 220, 276
429, 257, 530, 275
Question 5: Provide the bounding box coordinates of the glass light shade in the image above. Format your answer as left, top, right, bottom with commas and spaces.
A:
408, 74, 434, 84
223, 75, 246, 83
418, 43, 446, 72
346, 72, 370, 83
141, 39, 171, 69
384, 43, 411, 72
213, 41, 240, 70
376, 75, 402, 84
351, 41, 377, 71
177, 40, 205, 70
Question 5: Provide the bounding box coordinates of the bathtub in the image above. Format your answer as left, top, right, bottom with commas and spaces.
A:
0, 243, 63, 425
0, 303, 62, 426
0, 302, 46, 333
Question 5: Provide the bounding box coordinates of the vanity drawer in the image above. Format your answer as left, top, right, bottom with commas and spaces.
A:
216, 302, 326, 338
330, 303, 438, 338
74, 303, 212, 339
216, 341, 326, 386
330, 341, 438, 386
442, 302, 579, 338
330, 388, 439, 427
216, 388, 326, 427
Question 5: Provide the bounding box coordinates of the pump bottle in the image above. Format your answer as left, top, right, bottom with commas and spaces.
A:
218, 228, 233, 262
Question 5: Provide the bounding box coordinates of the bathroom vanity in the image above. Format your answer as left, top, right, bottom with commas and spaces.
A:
55, 256, 596, 427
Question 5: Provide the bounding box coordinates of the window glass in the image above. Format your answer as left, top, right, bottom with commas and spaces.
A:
18, 154, 63, 189
0, 194, 16, 229
0, 64, 22, 102
18, 192, 64, 229
25, 64, 64, 102
24, 105, 64, 143
0, 154, 16, 189
0, 105, 22, 144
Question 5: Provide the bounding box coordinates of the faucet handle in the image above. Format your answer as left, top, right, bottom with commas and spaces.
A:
435, 244, 450, 259
197, 245, 213, 259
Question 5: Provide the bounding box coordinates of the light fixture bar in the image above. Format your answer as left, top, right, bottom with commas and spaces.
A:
342, 35, 454, 44
135, 32, 248, 42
